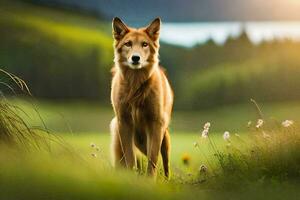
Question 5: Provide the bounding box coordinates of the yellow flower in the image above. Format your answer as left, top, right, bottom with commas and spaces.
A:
181, 153, 191, 165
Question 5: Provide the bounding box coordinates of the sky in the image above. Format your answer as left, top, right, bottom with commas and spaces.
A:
34, 0, 300, 24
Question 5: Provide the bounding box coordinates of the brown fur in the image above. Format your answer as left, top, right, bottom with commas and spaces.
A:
110, 17, 173, 178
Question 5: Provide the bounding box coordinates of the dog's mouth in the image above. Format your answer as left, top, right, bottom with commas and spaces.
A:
132, 61, 140, 66
128, 61, 142, 69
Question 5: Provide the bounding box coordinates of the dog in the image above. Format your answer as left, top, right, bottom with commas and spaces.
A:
110, 17, 173, 178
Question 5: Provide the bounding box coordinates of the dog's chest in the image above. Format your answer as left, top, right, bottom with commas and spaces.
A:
129, 98, 154, 125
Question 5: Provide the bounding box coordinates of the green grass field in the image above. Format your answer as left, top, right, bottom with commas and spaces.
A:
1, 1, 300, 198
12, 98, 300, 133
1, 98, 300, 199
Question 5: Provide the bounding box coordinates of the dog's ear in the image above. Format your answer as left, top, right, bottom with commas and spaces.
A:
146, 17, 161, 41
112, 17, 129, 40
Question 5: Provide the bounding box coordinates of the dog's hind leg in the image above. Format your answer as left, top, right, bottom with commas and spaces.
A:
161, 129, 171, 179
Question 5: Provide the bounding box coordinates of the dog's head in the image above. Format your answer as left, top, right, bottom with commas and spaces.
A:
112, 17, 161, 70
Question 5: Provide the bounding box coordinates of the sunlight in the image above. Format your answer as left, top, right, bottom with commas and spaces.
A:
289, 0, 300, 4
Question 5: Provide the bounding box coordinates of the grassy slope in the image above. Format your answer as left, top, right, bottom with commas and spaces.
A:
0, 0, 112, 47
0, 0, 115, 100
0, 0, 113, 67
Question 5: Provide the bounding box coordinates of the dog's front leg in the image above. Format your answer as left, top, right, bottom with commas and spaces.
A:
146, 122, 164, 176
118, 121, 136, 169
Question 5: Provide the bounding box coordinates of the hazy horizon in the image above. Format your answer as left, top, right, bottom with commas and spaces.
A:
160, 21, 300, 47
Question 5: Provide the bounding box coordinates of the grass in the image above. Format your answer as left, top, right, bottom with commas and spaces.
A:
1, 126, 300, 200
10, 98, 300, 133
1, 96, 300, 199
1, 70, 300, 199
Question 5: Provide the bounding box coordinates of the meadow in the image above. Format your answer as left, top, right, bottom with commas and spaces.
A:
1, 96, 299, 200
1, 0, 300, 199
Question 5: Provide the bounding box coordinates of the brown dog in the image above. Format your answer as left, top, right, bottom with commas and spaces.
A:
110, 17, 173, 177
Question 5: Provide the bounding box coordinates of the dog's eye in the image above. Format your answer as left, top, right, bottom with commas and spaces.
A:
142, 42, 148, 47
124, 41, 132, 47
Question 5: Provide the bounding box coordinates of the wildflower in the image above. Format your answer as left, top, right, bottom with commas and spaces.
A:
282, 120, 294, 128
256, 119, 264, 128
201, 122, 211, 138
193, 142, 199, 148
199, 164, 208, 174
201, 129, 209, 138
262, 131, 270, 139
90, 142, 96, 148
203, 122, 211, 130
223, 131, 230, 141
91, 153, 97, 158
181, 153, 191, 165
247, 121, 252, 127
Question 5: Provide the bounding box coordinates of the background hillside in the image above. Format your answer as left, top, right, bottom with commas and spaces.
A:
1, 0, 300, 110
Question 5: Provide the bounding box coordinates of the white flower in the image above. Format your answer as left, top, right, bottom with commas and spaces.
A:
90, 143, 96, 148
203, 122, 211, 130
247, 121, 252, 127
91, 153, 97, 158
223, 131, 230, 140
262, 131, 270, 138
199, 164, 208, 173
201, 122, 211, 138
256, 119, 264, 128
282, 120, 294, 128
201, 129, 209, 138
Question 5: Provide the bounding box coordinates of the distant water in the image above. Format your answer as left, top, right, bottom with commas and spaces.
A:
160, 22, 300, 47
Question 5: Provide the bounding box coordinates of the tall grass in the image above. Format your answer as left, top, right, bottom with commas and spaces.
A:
0, 69, 60, 151
193, 101, 300, 189
0, 69, 36, 145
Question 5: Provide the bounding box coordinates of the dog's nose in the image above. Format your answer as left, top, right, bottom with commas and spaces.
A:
132, 55, 140, 63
